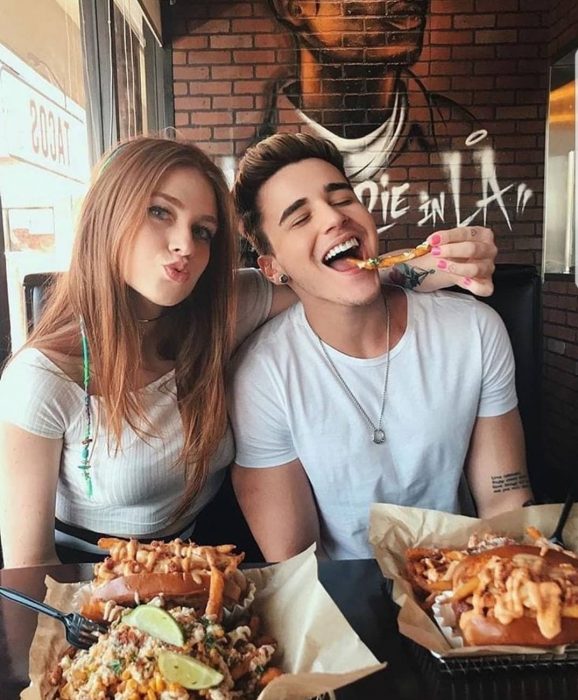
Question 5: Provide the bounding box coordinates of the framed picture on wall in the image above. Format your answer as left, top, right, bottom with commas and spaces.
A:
5, 207, 55, 253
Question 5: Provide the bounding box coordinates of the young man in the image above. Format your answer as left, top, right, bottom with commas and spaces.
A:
230, 133, 532, 561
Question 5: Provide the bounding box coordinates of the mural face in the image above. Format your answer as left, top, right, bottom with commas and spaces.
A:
271, 0, 428, 63
258, 0, 533, 242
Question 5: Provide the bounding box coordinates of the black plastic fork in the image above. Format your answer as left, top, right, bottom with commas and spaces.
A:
0, 586, 107, 649
548, 489, 575, 548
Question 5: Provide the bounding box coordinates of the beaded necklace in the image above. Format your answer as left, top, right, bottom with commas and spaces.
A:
78, 316, 93, 497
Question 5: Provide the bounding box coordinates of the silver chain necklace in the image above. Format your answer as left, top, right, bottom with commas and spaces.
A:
316, 296, 390, 445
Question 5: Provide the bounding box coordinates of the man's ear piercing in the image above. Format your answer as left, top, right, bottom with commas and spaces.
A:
279, 273, 289, 284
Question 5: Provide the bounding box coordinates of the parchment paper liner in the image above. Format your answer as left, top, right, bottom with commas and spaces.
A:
22, 546, 385, 699
369, 503, 578, 658
222, 580, 256, 624
431, 592, 464, 649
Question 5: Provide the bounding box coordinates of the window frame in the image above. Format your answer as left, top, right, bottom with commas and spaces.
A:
543, 43, 577, 281
79, 0, 173, 163
0, 0, 173, 358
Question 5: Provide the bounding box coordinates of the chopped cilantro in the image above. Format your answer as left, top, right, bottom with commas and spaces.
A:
109, 659, 123, 675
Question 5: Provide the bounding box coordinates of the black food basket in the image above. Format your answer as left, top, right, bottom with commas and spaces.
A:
381, 578, 578, 676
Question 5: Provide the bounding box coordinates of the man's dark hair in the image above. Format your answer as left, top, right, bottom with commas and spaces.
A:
233, 132, 347, 255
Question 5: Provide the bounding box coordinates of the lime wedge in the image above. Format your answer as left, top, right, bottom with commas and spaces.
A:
158, 651, 224, 690
123, 605, 185, 647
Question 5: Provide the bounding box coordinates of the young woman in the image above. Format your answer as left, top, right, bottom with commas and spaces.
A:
0, 138, 276, 567
0, 136, 496, 568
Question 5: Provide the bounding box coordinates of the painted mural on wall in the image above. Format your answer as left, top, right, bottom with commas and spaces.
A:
253, 0, 533, 242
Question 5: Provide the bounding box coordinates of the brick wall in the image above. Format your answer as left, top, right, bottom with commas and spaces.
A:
169, 1, 577, 499
543, 0, 578, 496
171, 0, 548, 254
171, 1, 291, 162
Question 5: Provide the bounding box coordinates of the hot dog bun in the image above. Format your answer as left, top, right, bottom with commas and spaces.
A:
452, 544, 578, 586
90, 570, 244, 606
81, 537, 247, 622
450, 544, 578, 646
459, 610, 578, 647
405, 534, 519, 604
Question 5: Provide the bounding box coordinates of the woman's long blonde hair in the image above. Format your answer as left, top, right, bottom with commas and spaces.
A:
27, 136, 238, 519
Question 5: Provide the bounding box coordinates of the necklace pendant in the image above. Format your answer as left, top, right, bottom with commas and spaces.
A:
373, 428, 386, 444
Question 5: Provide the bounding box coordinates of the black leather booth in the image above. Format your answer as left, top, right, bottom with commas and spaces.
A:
453, 263, 544, 500
23, 272, 55, 334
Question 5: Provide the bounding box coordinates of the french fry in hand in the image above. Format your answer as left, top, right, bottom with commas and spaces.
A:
346, 242, 432, 270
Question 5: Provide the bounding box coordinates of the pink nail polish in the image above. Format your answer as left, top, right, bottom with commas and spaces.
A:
430, 233, 441, 245
437, 259, 447, 270
431, 246, 441, 256
463, 277, 472, 286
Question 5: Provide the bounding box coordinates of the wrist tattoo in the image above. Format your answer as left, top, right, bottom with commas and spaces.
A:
389, 264, 434, 290
491, 471, 530, 494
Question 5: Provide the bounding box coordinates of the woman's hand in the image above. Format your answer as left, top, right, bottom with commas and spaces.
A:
424, 226, 497, 296
386, 226, 497, 296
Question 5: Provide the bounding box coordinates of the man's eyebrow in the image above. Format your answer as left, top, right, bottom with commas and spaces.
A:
278, 182, 352, 225
325, 182, 353, 194
279, 197, 307, 226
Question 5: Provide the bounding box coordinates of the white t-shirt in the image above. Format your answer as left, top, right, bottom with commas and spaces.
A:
230, 291, 517, 560
0, 269, 272, 544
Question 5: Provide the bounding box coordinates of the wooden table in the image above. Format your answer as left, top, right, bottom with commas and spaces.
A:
2, 559, 578, 699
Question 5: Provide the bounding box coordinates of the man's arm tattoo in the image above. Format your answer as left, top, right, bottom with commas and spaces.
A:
490, 471, 530, 494
388, 263, 435, 290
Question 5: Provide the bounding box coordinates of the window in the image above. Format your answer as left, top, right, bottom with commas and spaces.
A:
0, 0, 172, 354
113, 0, 147, 139
543, 48, 576, 277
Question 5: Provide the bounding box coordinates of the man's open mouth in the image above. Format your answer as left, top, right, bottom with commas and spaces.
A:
322, 237, 363, 271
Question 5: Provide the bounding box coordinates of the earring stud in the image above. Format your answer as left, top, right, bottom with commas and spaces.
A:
279, 273, 289, 284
